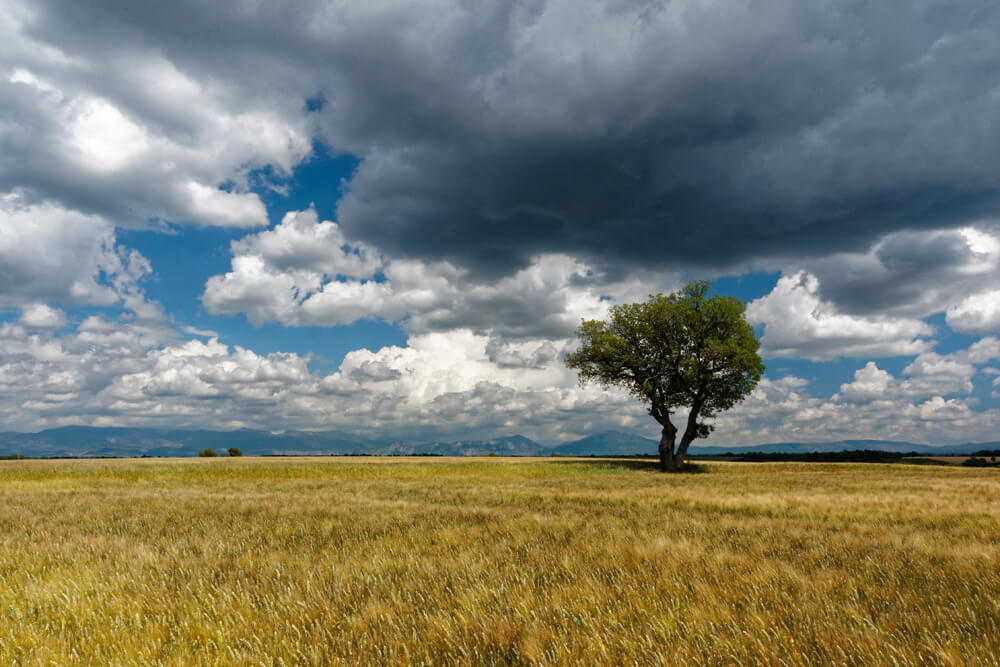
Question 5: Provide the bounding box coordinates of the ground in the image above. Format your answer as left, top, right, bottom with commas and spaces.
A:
1, 457, 998, 664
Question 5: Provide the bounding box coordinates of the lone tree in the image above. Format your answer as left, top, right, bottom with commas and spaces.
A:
565, 281, 764, 471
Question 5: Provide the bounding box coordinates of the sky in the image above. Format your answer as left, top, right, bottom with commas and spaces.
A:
2, 0, 1000, 445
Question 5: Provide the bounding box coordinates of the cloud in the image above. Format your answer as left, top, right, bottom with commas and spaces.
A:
906, 396, 975, 423
751, 224, 1000, 342
837, 362, 892, 403
230, 208, 380, 278
4, 0, 1000, 445
0, 195, 160, 313
3, 303, 1000, 444
19, 304, 66, 329
1, 8, 308, 228
203, 208, 681, 338
946, 289, 1000, 334
836, 338, 1000, 403
0, 314, 645, 441
5, 0, 1000, 275
766, 225, 1000, 319
715, 339, 1000, 445
320, 2, 1000, 276
746, 272, 934, 360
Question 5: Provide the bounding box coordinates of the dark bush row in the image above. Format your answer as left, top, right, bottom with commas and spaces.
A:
198, 448, 242, 457
962, 456, 999, 468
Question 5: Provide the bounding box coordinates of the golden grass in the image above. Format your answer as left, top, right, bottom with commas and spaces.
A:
1, 456, 998, 665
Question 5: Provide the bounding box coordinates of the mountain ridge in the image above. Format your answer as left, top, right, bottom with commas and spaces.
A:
0, 426, 997, 459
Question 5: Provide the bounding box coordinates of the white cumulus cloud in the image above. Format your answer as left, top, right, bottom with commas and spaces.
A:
946, 289, 1000, 334
19, 303, 66, 329
747, 272, 934, 360
203, 208, 681, 338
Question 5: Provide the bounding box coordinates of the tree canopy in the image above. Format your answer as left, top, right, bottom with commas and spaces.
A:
564, 281, 764, 471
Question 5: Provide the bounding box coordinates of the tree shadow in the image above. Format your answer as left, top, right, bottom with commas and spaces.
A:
693, 453, 957, 466
899, 457, 964, 467
545, 457, 708, 473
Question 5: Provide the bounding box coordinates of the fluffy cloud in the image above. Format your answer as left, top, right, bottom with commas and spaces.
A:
0, 195, 158, 313
836, 363, 892, 403
946, 290, 1000, 334
1, 11, 309, 228
5, 300, 999, 445
746, 272, 933, 360
0, 314, 648, 441
836, 339, 1000, 403
203, 208, 681, 338
748, 224, 1000, 357
19, 304, 66, 329
230, 208, 380, 278
769, 226, 1000, 320
715, 339, 1000, 445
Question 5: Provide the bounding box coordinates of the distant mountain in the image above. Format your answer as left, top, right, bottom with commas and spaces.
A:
0, 427, 543, 458
0, 426, 996, 459
546, 431, 999, 457
687, 439, 997, 456
546, 431, 658, 456
401, 435, 541, 457
0, 426, 387, 458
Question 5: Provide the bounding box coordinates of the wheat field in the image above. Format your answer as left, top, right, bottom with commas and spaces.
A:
1, 456, 998, 665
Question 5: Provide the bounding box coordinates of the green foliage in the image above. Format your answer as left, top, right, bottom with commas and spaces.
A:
198, 448, 218, 458
565, 281, 764, 468
228, 448, 243, 457
0, 454, 25, 460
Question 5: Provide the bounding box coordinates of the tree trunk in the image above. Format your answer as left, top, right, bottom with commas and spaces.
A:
672, 434, 694, 471
658, 422, 678, 472
671, 399, 704, 471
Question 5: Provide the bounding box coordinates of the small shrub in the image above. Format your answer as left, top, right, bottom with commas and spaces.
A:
487, 452, 499, 457
962, 457, 989, 467
199, 448, 218, 458
228, 448, 242, 457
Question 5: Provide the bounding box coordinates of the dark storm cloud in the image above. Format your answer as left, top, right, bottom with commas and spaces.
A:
784, 224, 1000, 319
12, 0, 1000, 275
322, 0, 1000, 276
819, 231, 979, 314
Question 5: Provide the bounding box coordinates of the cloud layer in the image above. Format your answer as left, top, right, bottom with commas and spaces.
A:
5, 306, 1000, 445
4, 0, 1000, 273
202, 208, 681, 341
3, 1, 1000, 444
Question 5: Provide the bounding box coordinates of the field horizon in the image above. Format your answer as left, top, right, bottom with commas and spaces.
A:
3, 425, 1000, 460
2, 456, 999, 664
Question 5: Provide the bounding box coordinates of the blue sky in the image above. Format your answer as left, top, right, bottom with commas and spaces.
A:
116, 145, 407, 372
2, 0, 1000, 445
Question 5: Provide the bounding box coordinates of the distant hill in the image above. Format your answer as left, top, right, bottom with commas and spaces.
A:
0, 426, 386, 458
546, 431, 659, 456
546, 431, 997, 457
0, 426, 995, 458
388, 435, 541, 457
0, 427, 544, 458
689, 439, 999, 456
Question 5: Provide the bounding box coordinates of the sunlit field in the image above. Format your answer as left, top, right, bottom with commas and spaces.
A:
2, 457, 998, 665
